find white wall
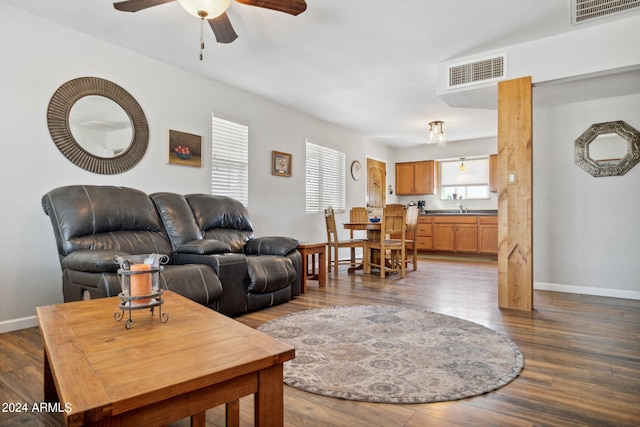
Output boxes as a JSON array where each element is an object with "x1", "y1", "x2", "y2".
[
  {"x1": 0, "y1": 5, "x2": 368, "y2": 331},
  {"x1": 437, "y1": 14, "x2": 640, "y2": 109},
  {"x1": 533, "y1": 94, "x2": 640, "y2": 299}
]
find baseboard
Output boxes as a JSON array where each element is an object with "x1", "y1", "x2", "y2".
[
  {"x1": 0, "y1": 315, "x2": 38, "y2": 334},
  {"x1": 535, "y1": 281, "x2": 640, "y2": 300}
]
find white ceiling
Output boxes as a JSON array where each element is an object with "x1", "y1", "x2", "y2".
[{"x1": 2, "y1": 0, "x2": 638, "y2": 147}]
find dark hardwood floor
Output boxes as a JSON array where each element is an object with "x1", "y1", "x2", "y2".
[{"x1": 1, "y1": 257, "x2": 638, "y2": 426}]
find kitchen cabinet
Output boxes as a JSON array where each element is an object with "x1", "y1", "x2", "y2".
[
  {"x1": 415, "y1": 216, "x2": 433, "y2": 250},
  {"x1": 396, "y1": 161, "x2": 434, "y2": 195},
  {"x1": 417, "y1": 214, "x2": 498, "y2": 255},
  {"x1": 432, "y1": 216, "x2": 478, "y2": 253},
  {"x1": 478, "y1": 216, "x2": 498, "y2": 254}
]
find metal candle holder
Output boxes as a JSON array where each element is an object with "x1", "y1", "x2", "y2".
[{"x1": 113, "y1": 254, "x2": 170, "y2": 329}]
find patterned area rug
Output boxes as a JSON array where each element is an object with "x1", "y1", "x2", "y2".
[{"x1": 258, "y1": 305, "x2": 524, "y2": 403}]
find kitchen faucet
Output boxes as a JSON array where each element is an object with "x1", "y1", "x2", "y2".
[{"x1": 454, "y1": 202, "x2": 465, "y2": 213}]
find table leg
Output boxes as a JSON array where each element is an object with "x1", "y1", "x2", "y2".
[
  {"x1": 226, "y1": 400, "x2": 240, "y2": 427},
  {"x1": 254, "y1": 364, "x2": 284, "y2": 427},
  {"x1": 191, "y1": 411, "x2": 206, "y2": 427},
  {"x1": 43, "y1": 351, "x2": 58, "y2": 403},
  {"x1": 311, "y1": 253, "x2": 317, "y2": 277},
  {"x1": 300, "y1": 250, "x2": 308, "y2": 294},
  {"x1": 318, "y1": 250, "x2": 326, "y2": 287}
]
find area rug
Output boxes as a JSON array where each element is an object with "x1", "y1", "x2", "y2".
[{"x1": 257, "y1": 305, "x2": 523, "y2": 403}]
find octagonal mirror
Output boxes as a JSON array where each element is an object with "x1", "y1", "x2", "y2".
[{"x1": 575, "y1": 120, "x2": 640, "y2": 177}]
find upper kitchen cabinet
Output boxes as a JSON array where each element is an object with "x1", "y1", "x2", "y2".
[{"x1": 396, "y1": 161, "x2": 434, "y2": 195}]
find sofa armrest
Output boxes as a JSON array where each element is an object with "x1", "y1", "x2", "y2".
[
  {"x1": 175, "y1": 253, "x2": 249, "y2": 315},
  {"x1": 61, "y1": 250, "x2": 127, "y2": 273},
  {"x1": 176, "y1": 239, "x2": 231, "y2": 255},
  {"x1": 244, "y1": 236, "x2": 299, "y2": 256}
]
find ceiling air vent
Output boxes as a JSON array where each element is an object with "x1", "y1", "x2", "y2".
[
  {"x1": 448, "y1": 55, "x2": 505, "y2": 89},
  {"x1": 572, "y1": 0, "x2": 640, "y2": 24}
]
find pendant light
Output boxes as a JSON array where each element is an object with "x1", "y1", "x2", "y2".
[{"x1": 459, "y1": 157, "x2": 466, "y2": 172}]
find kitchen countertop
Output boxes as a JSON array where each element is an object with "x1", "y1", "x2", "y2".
[{"x1": 421, "y1": 210, "x2": 498, "y2": 216}]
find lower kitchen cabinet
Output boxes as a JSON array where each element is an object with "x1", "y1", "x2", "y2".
[
  {"x1": 478, "y1": 216, "x2": 498, "y2": 254},
  {"x1": 416, "y1": 216, "x2": 433, "y2": 250},
  {"x1": 417, "y1": 214, "x2": 498, "y2": 255},
  {"x1": 432, "y1": 216, "x2": 478, "y2": 253}
]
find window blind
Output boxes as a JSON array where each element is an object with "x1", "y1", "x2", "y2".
[
  {"x1": 440, "y1": 158, "x2": 489, "y2": 186},
  {"x1": 211, "y1": 114, "x2": 249, "y2": 206},
  {"x1": 305, "y1": 140, "x2": 345, "y2": 213}
]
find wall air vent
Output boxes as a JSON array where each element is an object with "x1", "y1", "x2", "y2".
[
  {"x1": 572, "y1": 0, "x2": 640, "y2": 24},
  {"x1": 447, "y1": 55, "x2": 505, "y2": 89}
]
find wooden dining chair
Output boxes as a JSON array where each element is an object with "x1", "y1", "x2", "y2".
[
  {"x1": 349, "y1": 207, "x2": 369, "y2": 229},
  {"x1": 364, "y1": 204, "x2": 407, "y2": 278},
  {"x1": 349, "y1": 207, "x2": 369, "y2": 264},
  {"x1": 325, "y1": 207, "x2": 366, "y2": 275},
  {"x1": 405, "y1": 205, "x2": 419, "y2": 271}
]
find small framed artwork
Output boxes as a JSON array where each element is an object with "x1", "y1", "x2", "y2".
[
  {"x1": 168, "y1": 129, "x2": 202, "y2": 167},
  {"x1": 272, "y1": 151, "x2": 292, "y2": 177}
]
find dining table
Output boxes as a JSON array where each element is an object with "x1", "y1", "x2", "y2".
[
  {"x1": 343, "y1": 221, "x2": 382, "y2": 273},
  {"x1": 343, "y1": 221, "x2": 382, "y2": 236}
]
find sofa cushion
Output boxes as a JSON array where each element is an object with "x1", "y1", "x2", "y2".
[
  {"x1": 42, "y1": 185, "x2": 174, "y2": 258},
  {"x1": 186, "y1": 194, "x2": 254, "y2": 252},
  {"x1": 177, "y1": 239, "x2": 231, "y2": 255},
  {"x1": 150, "y1": 192, "x2": 203, "y2": 249},
  {"x1": 246, "y1": 255, "x2": 297, "y2": 294},
  {"x1": 244, "y1": 236, "x2": 299, "y2": 256}
]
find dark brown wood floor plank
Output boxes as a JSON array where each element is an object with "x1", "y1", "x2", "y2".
[{"x1": 1, "y1": 258, "x2": 638, "y2": 426}]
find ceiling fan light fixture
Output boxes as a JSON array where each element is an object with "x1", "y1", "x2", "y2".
[{"x1": 177, "y1": 0, "x2": 231, "y2": 19}]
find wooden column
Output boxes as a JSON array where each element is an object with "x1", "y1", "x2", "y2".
[{"x1": 497, "y1": 76, "x2": 533, "y2": 311}]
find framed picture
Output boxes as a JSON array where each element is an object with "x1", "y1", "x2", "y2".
[
  {"x1": 272, "y1": 151, "x2": 292, "y2": 177},
  {"x1": 168, "y1": 129, "x2": 202, "y2": 167}
]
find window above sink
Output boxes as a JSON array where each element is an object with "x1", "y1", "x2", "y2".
[{"x1": 438, "y1": 157, "x2": 490, "y2": 200}]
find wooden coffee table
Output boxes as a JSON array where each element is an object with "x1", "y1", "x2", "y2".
[{"x1": 36, "y1": 291, "x2": 295, "y2": 427}]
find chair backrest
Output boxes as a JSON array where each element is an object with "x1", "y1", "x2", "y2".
[
  {"x1": 349, "y1": 207, "x2": 368, "y2": 238},
  {"x1": 406, "y1": 205, "x2": 419, "y2": 240},
  {"x1": 324, "y1": 206, "x2": 338, "y2": 244},
  {"x1": 350, "y1": 207, "x2": 368, "y2": 222},
  {"x1": 382, "y1": 204, "x2": 406, "y2": 240}
]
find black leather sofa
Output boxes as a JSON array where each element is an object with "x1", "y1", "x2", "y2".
[{"x1": 41, "y1": 185, "x2": 302, "y2": 316}]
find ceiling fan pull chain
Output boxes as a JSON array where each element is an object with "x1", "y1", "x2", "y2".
[{"x1": 199, "y1": 17, "x2": 205, "y2": 61}]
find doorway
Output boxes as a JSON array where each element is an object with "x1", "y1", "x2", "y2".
[{"x1": 366, "y1": 158, "x2": 386, "y2": 208}]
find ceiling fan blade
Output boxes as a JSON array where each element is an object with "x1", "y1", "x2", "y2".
[
  {"x1": 234, "y1": 0, "x2": 307, "y2": 16},
  {"x1": 113, "y1": 0, "x2": 175, "y2": 13},
  {"x1": 208, "y1": 12, "x2": 239, "y2": 44}
]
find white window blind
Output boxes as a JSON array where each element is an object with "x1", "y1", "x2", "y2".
[
  {"x1": 305, "y1": 140, "x2": 345, "y2": 213},
  {"x1": 211, "y1": 113, "x2": 249, "y2": 206},
  {"x1": 440, "y1": 157, "x2": 490, "y2": 200},
  {"x1": 441, "y1": 158, "x2": 489, "y2": 186}
]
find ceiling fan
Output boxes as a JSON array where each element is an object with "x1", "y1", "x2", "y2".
[{"x1": 113, "y1": 0, "x2": 307, "y2": 51}]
